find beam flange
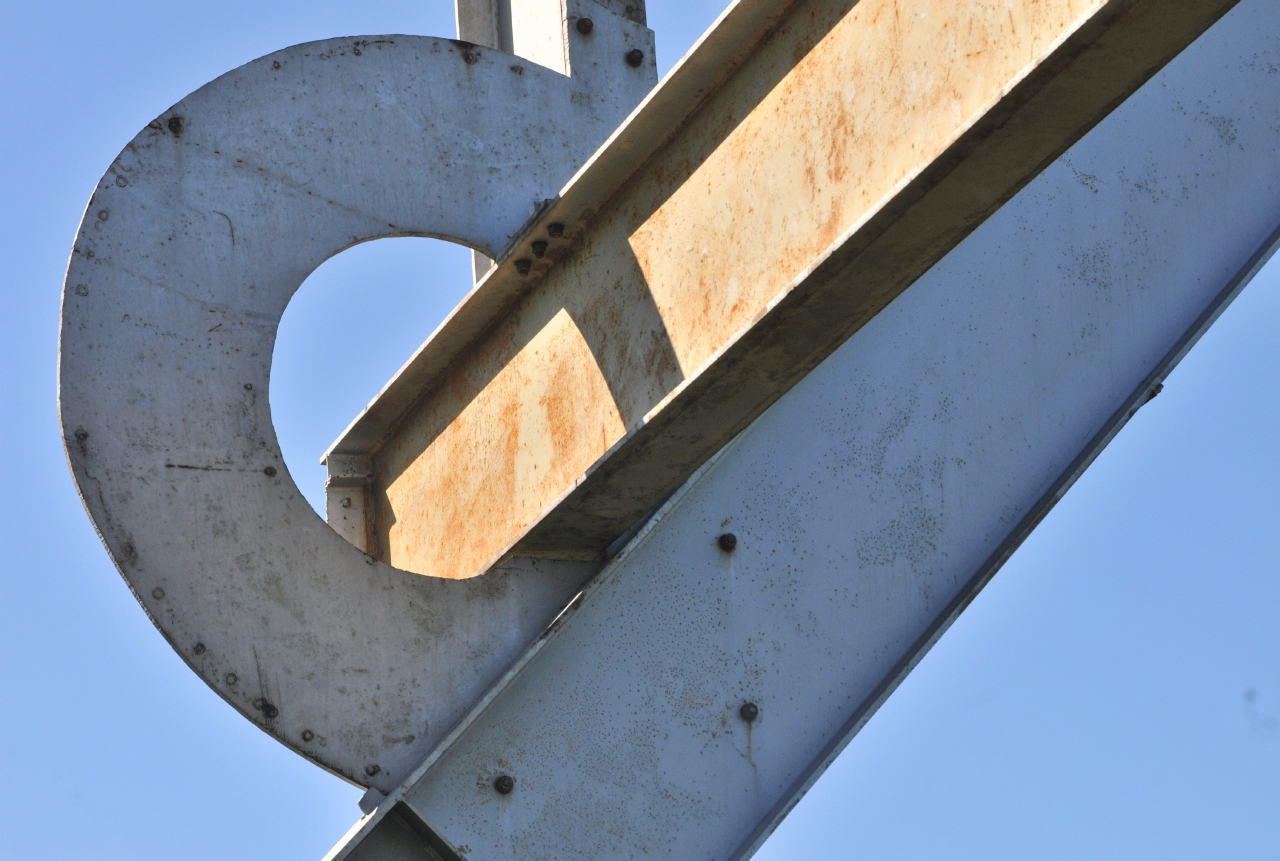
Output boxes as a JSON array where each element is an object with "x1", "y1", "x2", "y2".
[{"x1": 328, "y1": 0, "x2": 1240, "y2": 580}]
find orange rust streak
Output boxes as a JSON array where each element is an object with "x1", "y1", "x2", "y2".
[
  {"x1": 375, "y1": 0, "x2": 1104, "y2": 579},
  {"x1": 630, "y1": 0, "x2": 1099, "y2": 375},
  {"x1": 379, "y1": 309, "x2": 627, "y2": 578}
]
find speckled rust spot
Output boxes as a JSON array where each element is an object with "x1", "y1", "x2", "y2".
[{"x1": 380, "y1": 309, "x2": 625, "y2": 578}]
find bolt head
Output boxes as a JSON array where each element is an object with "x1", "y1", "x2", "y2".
[
  {"x1": 151, "y1": 587, "x2": 165, "y2": 600},
  {"x1": 494, "y1": 774, "x2": 515, "y2": 794},
  {"x1": 340, "y1": 497, "x2": 353, "y2": 508},
  {"x1": 75, "y1": 284, "x2": 89, "y2": 297},
  {"x1": 263, "y1": 704, "x2": 279, "y2": 719},
  {"x1": 193, "y1": 643, "x2": 206, "y2": 655},
  {"x1": 365, "y1": 764, "x2": 381, "y2": 777},
  {"x1": 263, "y1": 466, "x2": 277, "y2": 477},
  {"x1": 302, "y1": 729, "x2": 315, "y2": 742},
  {"x1": 225, "y1": 673, "x2": 238, "y2": 686},
  {"x1": 515, "y1": 258, "x2": 533, "y2": 276},
  {"x1": 74, "y1": 428, "x2": 89, "y2": 441},
  {"x1": 531, "y1": 240, "x2": 548, "y2": 259},
  {"x1": 625, "y1": 48, "x2": 645, "y2": 67},
  {"x1": 167, "y1": 116, "x2": 184, "y2": 136},
  {"x1": 717, "y1": 533, "x2": 737, "y2": 553},
  {"x1": 576, "y1": 17, "x2": 594, "y2": 34},
  {"x1": 547, "y1": 223, "x2": 565, "y2": 238},
  {"x1": 740, "y1": 702, "x2": 759, "y2": 722}
]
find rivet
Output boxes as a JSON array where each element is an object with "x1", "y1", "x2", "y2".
[
  {"x1": 494, "y1": 774, "x2": 514, "y2": 794},
  {"x1": 122, "y1": 542, "x2": 135, "y2": 556},
  {"x1": 365, "y1": 764, "x2": 381, "y2": 777},
  {"x1": 272, "y1": 60, "x2": 281, "y2": 70},
  {"x1": 225, "y1": 673, "x2": 238, "y2": 686},
  {"x1": 718, "y1": 533, "x2": 737, "y2": 552},
  {"x1": 515, "y1": 259, "x2": 532, "y2": 276},
  {"x1": 151, "y1": 587, "x2": 165, "y2": 600},
  {"x1": 243, "y1": 383, "x2": 254, "y2": 391},
  {"x1": 75, "y1": 284, "x2": 88, "y2": 297},
  {"x1": 547, "y1": 223, "x2": 565, "y2": 238},
  {"x1": 115, "y1": 175, "x2": 128, "y2": 188},
  {"x1": 263, "y1": 466, "x2": 277, "y2": 477},
  {"x1": 625, "y1": 48, "x2": 645, "y2": 67},
  {"x1": 97, "y1": 209, "x2": 110, "y2": 222},
  {"x1": 74, "y1": 428, "x2": 89, "y2": 441},
  {"x1": 531, "y1": 240, "x2": 548, "y2": 259},
  {"x1": 740, "y1": 702, "x2": 759, "y2": 722},
  {"x1": 302, "y1": 729, "x2": 315, "y2": 742},
  {"x1": 340, "y1": 497, "x2": 352, "y2": 508},
  {"x1": 167, "y1": 116, "x2": 184, "y2": 136},
  {"x1": 576, "y1": 17, "x2": 594, "y2": 34},
  {"x1": 193, "y1": 643, "x2": 206, "y2": 655}
]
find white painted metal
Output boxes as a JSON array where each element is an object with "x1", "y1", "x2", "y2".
[
  {"x1": 57, "y1": 32, "x2": 658, "y2": 792},
  {"x1": 331, "y1": 2, "x2": 1280, "y2": 857}
]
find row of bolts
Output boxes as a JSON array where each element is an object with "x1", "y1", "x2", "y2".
[{"x1": 509, "y1": 16, "x2": 645, "y2": 277}]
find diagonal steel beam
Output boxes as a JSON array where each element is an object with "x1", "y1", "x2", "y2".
[{"x1": 327, "y1": 0, "x2": 1240, "y2": 583}]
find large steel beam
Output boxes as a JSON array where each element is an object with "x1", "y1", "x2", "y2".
[
  {"x1": 325, "y1": 0, "x2": 1238, "y2": 581},
  {"x1": 332, "y1": 2, "x2": 1280, "y2": 857}
]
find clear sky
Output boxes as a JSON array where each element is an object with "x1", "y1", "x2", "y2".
[{"x1": 1, "y1": 2, "x2": 1277, "y2": 859}]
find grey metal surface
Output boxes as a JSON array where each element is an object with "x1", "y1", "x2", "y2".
[
  {"x1": 56, "y1": 33, "x2": 655, "y2": 790},
  {"x1": 333, "y1": 2, "x2": 1280, "y2": 857}
]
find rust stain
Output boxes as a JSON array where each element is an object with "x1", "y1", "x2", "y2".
[{"x1": 369, "y1": 0, "x2": 1103, "y2": 578}]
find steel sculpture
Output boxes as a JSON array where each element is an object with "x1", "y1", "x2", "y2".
[{"x1": 59, "y1": 0, "x2": 1280, "y2": 858}]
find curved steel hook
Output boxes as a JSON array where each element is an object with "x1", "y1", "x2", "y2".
[{"x1": 58, "y1": 36, "x2": 609, "y2": 790}]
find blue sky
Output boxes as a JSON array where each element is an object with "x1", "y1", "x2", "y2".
[{"x1": 1, "y1": 2, "x2": 1276, "y2": 859}]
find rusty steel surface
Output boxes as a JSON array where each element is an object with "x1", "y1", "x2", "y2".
[
  {"x1": 331, "y1": 0, "x2": 1238, "y2": 581},
  {"x1": 56, "y1": 27, "x2": 657, "y2": 791},
  {"x1": 330, "y1": 3, "x2": 1280, "y2": 856}
]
